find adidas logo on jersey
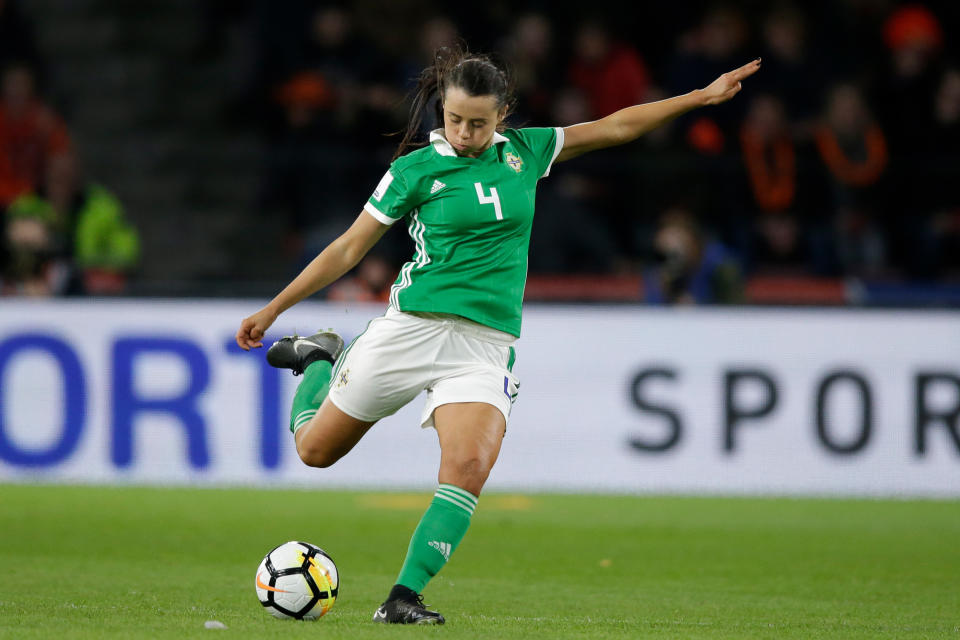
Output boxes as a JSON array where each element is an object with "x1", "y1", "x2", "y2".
[
  {"x1": 430, "y1": 179, "x2": 446, "y2": 194},
  {"x1": 428, "y1": 540, "x2": 451, "y2": 560}
]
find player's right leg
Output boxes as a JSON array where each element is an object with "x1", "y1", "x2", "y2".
[
  {"x1": 265, "y1": 331, "x2": 376, "y2": 467},
  {"x1": 268, "y1": 312, "x2": 436, "y2": 467},
  {"x1": 294, "y1": 398, "x2": 375, "y2": 467}
]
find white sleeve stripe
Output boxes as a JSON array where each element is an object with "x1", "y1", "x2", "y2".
[
  {"x1": 372, "y1": 170, "x2": 394, "y2": 201},
  {"x1": 364, "y1": 202, "x2": 398, "y2": 226},
  {"x1": 542, "y1": 126, "x2": 565, "y2": 178}
]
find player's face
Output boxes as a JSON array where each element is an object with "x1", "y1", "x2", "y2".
[{"x1": 442, "y1": 86, "x2": 507, "y2": 158}]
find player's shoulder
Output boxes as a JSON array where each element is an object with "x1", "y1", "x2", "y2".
[
  {"x1": 502, "y1": 127, "x2": 558, "y2": 152},
  {"x1": 391, "y1": 145, "x2": 439, "y2": 176}
]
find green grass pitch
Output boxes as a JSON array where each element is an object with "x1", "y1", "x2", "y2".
[{"x1": 0, "y1": 485, "x2": 957, "y2": 639}]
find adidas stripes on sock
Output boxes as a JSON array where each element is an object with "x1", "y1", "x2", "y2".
[
  {"x1": 289, "y1": 360, "x2": 333, "y2": 434},
  {"x1": 395, "y1": 484, "x2": 477, "y2": 593}
]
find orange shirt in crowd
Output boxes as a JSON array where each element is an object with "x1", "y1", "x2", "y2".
[
  {"x1": 740, "y1": 125, "x2": 796, "y2": 213},
  {"x1": 0, "y1": 101, "x2": 71, "y2": 206},
  {"x1": 814, "y1": 124, "x2": 888, "y2": 188}
]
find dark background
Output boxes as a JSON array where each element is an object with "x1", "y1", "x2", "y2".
[{"x1": 2, "y1": 0, "x2": 959, "y2": 305}]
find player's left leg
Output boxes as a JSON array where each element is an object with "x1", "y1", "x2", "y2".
[
  {"x1": 434, "y1": 402, "x2": 506, "y2": 495},
  {"x1": 374, "y1": 402, "x2": 505, "y2": 625}
]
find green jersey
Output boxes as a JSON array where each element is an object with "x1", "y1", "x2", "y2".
[{"x1": 363, "y1": 127, "x2": 564, "y2": 337}]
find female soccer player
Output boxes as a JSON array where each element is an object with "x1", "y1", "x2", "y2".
[{"x1": 236, "y1": 48, "x2": 759, "y2": 624}]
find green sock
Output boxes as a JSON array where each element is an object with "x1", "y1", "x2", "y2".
[
  {"x1": 289, "y1": 361, "x2": 333, "y2": 433},
  {"x1": 395, "y1": 484, "x2": 477, "y2": 593}
]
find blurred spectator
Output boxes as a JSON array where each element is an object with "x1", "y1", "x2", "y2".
[
  {"x1": 304, "y1": 7, "x2": 364, "y2": 102},
  {"x1": 739, "y1": 94, "x2": 795, "y2": 216},
  {"x1": 738, "y1": 94, "x2": 814, "y2": 273},
  {"x1": 390, "y1": 15, "x2": 460, "y2": 145},
  {"x1": 874, "y1": 3, "x2": 946, "y2": 277},
  {"x1": 568, "y1": 19, "x2": 651, "y2": 120},
  {"x1": 297, "y1": 5, "x2": 404, "y2": 145},
  {"x1": 393, "y1": 15, "x2": 460, "y2": 94},
  {"x1": 0, "y1": 62, "x2": 71, "y2": 209},
  {"x1": 756, "y1": 3, "x2": 824, "y2": 123},
  {"x1": 416, "y1": 16, "x2": 460, "y2": 67},
  {"x1": 931, "y1": 67, "x2": 960, "y2": 150},
  {"x1": 876, "y1": 3, "x2": 944, "y2": 156},
  {"x1": 274, "y1": 72, "x2": 335, "y2": 123},
  {"x1": 665, "y1": 1, "x2": 751, "y2": 209},
  {"x1": 670, "y1": 4, "x2": 750, "y2": 87},
  {"x1": 259, "y1": 71, "x2": 344, "y2": 259},
  {"x1": 501, "y1": 13, "x2": 558, "y2": 124},
  {"x1": 1, "y1": 200, "x2": 67, "y2": 296},
  {"x1": 528, "y1": 87, "x2": 622, "y2": 273},
  {"x1": 265, "y1": 5, "x2": 356, "y2": 139},
  {"x1": 903, "y1": 67, "x2": 960, "y2": 277},
  {"x1": 883, "y1": 4, "x2": 943, "y2": 79},
  {"x1": 255, "y1": 4, "x2": 417, "y2": 265},
  {"x1": 6, "y1": 155, "x2": 140, "y2": 294},
  {"x1": 814, "y1": 83, "x2": 888, "y2": 277},
  {"x1": 814, "y1": 84, "x2": 888, "y2": 190},
  {"x1": 562, "y1": 22, "x2": 655, "y2": 260},
  {"x1": 643, "y1": 207, "x2": 743, "y2": 305},
  {"x1": 668, "y1": 4, "x2": 749, "y2": 128},
  {"x1": 259, "y1": 6, "x2": 381, "y2": 259}
]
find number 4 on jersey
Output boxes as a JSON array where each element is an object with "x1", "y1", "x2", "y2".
[{"x1": 474, "y1": 182, "x2": 503, "y2": 220}]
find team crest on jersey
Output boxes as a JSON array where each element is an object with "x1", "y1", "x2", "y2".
[{"x1": 505, "y1": 152, "x2": 524, "y2": 173}]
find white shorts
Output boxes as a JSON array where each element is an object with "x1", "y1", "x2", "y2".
[{"x1": 327, "y1": 307, "x2": 520, "y2": 428}]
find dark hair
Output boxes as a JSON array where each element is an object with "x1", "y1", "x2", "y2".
[{"x1": 392, "y1": 46, "x2": 515, "y2": 161}]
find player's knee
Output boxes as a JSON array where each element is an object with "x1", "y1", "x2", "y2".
[
  {"x1": 296, "y1": 440, "x2": 341, "y2": 468},
  {"x1": 445, "y1": 455, "x2": 492, "y2": 488}
]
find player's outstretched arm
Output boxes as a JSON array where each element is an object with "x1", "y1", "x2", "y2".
[
  {"x1": 235, "y1": 211, "x2": 390, "y2": 350},
  {"x1": 556, "y1": 58, "x2": 761, "y2": 162}
]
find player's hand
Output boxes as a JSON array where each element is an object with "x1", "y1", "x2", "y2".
[
  {"x1": 236, "y1": 306, "x2": 278, "y2": 351},
  {"x1": 701, "y1": 58, "x2": 761, "y2": 106}
]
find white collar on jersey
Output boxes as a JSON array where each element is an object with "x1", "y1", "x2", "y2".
[{"x1": 429, "y1": 128, "x2": 509, "y2": 157}]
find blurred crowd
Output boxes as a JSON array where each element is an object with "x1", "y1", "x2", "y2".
[
  {"x1": 4, "y1": 0, "x2": 960, "y2": 304},
  {"x1": 0, "y1": 0, "x2": 139, "y2": 296},
  {"x1": 204, "y1": 0, "x2": 959, "y2": 304}
]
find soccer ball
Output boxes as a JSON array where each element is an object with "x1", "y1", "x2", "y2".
[{"x1": 255, "y1": 541, "x2": 339, "y2": 620}]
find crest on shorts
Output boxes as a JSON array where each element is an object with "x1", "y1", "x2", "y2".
[
  {"x1": 505, "y1": 152, "x2": 524, "y2": 173},
  {"x1": 336, "y1": 368, "x2": 350, "y2": 389}
]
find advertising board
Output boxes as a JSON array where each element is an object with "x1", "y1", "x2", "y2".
[{"x1": 1, "y1": 301, "x2": 957, "y2": 496}]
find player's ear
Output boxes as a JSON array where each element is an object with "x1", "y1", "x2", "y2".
[{"x1": 497, "y1": 104, "x2": 508, "y2": 123}]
